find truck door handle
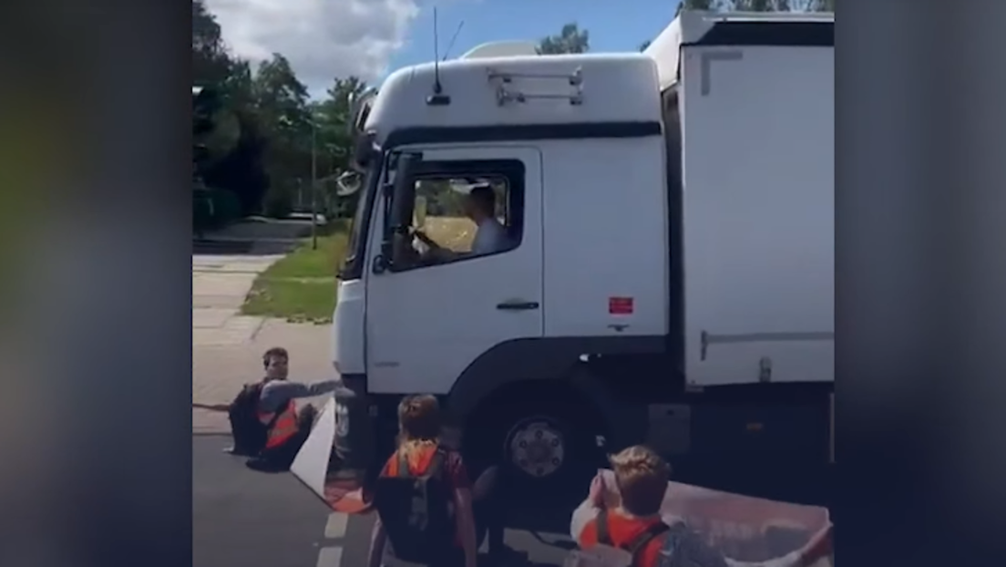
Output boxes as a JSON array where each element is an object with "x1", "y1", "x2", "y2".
[{"x1": 496, "y1": 301, "x2": 539, "y2": 311}]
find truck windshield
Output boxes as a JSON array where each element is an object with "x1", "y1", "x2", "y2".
[{"x1": 338, "y1": 160, "x2": 381, "y2": 281}]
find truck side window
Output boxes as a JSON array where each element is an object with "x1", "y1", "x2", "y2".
[
  {"x1": 391, "y1": 160, "x2": 524, "y2": 270},
  {"x1": 415, "y1": 175, "x2": 510, "y2": 253}
]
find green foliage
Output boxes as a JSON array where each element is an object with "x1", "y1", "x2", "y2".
[
  {"x1": 416, "y1": 179, "x2": 466, "y2": 216},
  {"x1": 191, "y1": 0, "x2": 367, "y2": 227},
  {"x1": 242, "y1": 226, "x2": 350, "y2": 321},
  {"x1": 192, "y1": 0, "x2": 231, "y2": 86},
  {"x1": 675, "y1": 0, "x2": 832, "y2": 13},
  {"x1": 660, "y1": 0, "x2": 832, "y2": 58},
  {"x1": 193, "y1": 189, "x2": 213, "y2": 233},
  {"x1": 263, "y1": 185, "x2": 294, "y2": 219},
  {"x1": 537, "y1": 23, "x2": 590, "y2": 54},
  {"x1": 193, "y1": 187, "x2": 243, "y2": 234},
  {"x1": 211, "y1": 188, "x2": 242, "y2": 225},
  {"x1": 194, "y1": 0, "x2": 832, "y2": 233}
]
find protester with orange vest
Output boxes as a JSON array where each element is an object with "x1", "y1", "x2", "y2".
[
  {"x1": 570, "y1": 446, "x2": 682, "y2": 567},
  {"x1": 570, "y1": 445, "x2": 833, "y2": 567},
  {"x1": 194, "y1": 346, "x2": 342, "y2": 471}
]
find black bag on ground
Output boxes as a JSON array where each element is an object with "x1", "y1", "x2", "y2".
[
  {"x1": 228, "y1": 383, "x2": 267, "y2": 456},
  {"x1": 373, "y1": 448, "x2": 456, "y2": 563}
]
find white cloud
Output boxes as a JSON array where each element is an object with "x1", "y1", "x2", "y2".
[{"x1": 205, "y1": 0, "x2": 421, "y2": 96}]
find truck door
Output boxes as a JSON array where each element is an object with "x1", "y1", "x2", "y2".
[{"x1": 365, "y1": 145, "x2": 544, "y2": 394}]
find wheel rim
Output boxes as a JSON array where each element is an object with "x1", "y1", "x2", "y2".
[{"x1": 505, "y1": 416, "x2": 565, "y2": 478}]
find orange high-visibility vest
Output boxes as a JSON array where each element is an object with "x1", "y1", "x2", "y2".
[{"x1": 259, "y1": 400, "x2": 299, "y2": 449}]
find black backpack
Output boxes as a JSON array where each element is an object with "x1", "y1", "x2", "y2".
[
  {"x1": 228, "y1": 383, "x2": 268, "y2": 456},
  {"x1": 372, "y1": 447, "x2": 456, "y2": 563},
  {"x1": 653, "y1": 520, "x2": 730, "y2": 567},
  {"x1": 596, "y1": 509, "x2": 671, "y2": 567}
]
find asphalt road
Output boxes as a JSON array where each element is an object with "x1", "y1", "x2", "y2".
[
  {"x1": 193, "y1": 435, "x2": 334, "y2": 567},
  {"x1": 193, "y1": 436, "x2": 574, "y2": 567}
]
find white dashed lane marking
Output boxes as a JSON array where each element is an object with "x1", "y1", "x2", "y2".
[
  {"x1": 317, "y1": 512, "x2": 349, "y2": 567},
  {"x1": 316, "y1": 546, "x2": 344, "y2": 567},
  {"x1": 324, "y1": 512, "x2": 349, "y2": 539}
]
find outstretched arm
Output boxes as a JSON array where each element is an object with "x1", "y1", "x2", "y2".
[
  {"x1": 723, "y1": 524, "x2": 832, "y2": 567},
  {"x1": 259, "y1": 380, "x2": 344, "y2": 412},
  {"x1": 192, "y1": 402, "x2": 231, "y2": 412}
]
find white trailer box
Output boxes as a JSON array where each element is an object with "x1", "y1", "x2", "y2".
[{"x1": 648, "y1": 12, "x2": 835, "y2": 387}]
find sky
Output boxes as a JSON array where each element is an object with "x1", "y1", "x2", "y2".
[{"x1": 204, "y1": 0, "x2": 682, "y2": 98}]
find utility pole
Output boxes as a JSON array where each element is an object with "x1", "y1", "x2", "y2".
[{"x1": 311, "y1": 118, "x2": 318, "y2": 250}]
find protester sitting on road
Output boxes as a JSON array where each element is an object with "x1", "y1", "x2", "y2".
[
  {"x1": 192, "y1": 346, "x2": 342, "y2": 471},
  {"x1": 367, "y1": 394, "x2": 517, "y2": 567}
]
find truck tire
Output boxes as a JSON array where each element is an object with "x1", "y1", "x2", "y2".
[{"x1": 466, "y1": 394, "x2": 606, "y2": 502}]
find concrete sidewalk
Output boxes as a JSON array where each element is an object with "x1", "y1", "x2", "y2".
[
  {"x1": 193, "y1": 254, "x2": 282, "y2": 346},
  {"x1": 193, "y1": 252, "x2": 336, "y2": 433}
]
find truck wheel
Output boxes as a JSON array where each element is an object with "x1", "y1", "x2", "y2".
[{"x1": 468, "y1": 396, "x2": 605, "y2": 500}]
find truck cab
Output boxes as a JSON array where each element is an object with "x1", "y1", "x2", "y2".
[{"x1": 334, "y1": 11, "x2": 834, "y2": 503}]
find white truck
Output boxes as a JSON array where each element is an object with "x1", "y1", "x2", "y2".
[{"x1": 333, "y1": 11, "x2": 834, "y2": 503}]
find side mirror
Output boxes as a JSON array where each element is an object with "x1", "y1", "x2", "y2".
[
  {"x1": 335, "y1": 170, "x2": 362, "y2": 196},
  {"x1": 350, "y1": 131, "x2": 376, "y2": 172},
  {"x1": 414, "y1": 196, "x2": 427, "y2": 230}
]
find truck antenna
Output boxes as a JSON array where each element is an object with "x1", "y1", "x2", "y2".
[
  {"x1": 432, "y1": 7, "x2": 442, "y2": 94},
  {"x1": 426, "y1": 7, "x2": 450, "y2": 105},
  {"x1": 442, "y1": 20, "x2": 465, "y2": 61}
]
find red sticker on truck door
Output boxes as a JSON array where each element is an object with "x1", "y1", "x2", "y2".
[{"x1": 608, "y1": 297, "x2": 634, "y2": 315}]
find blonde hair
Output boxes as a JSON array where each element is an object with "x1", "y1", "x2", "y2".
[
  {"x1": 396, "y1": 395, "x2": 442, "y2": 461},
  {"x1": 608, "y1": 445, "x2": 670, "y2": 516}
]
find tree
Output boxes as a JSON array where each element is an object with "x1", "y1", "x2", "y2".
[
  {"x1": 194, "y1": 0, "x2": 370, "y2": 223},
  {"x1": 676, "y1": 0, "x2": 716, "y2": 16},
  {"x1": 192, "y1": 0, "x2": 231, "y2": 87},
  {"x1": 732, "y1": 0, "x2": 790, "y2": 10},
  {"x1": 537, "y1": 23, "x2": 590, "y2": 54},
  {"x1": 253, "y1": 54, "x2": 311, "y2": 130},
  {"x1": 249, "y1": 54, "x2": 312, "y2": 216},
  {"x1": 315, "y1": 77, "x2": 368, "y2": 174},
  {"x1": 675, "y1": 0, "x2": 832, "y2": 12},
  {"x1": 192, "y1": 88, "x2": 220, "y2": 175},
  {"x1": 192, "y1": 0, "x2": 233, "y2": 186}
]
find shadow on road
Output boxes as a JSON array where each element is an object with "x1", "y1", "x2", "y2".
[
  {"x1": 193, "y1": 218, "x2": 315, "y2": 256},
  {"x1": 192, "y1": 239, "x2": 256, "y2": 255},
  {"x1": 193, "y1": 239, "x2": 301, "y2": 256}
]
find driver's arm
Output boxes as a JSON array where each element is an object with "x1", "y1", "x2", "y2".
[
  {"x1": 413, "y1": 229, "x2": 440, "y2": 250},
  {"x1": 414, "y1": 231, "x2": 458, "y2": 263}
]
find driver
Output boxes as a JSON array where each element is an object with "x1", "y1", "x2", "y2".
[{"x1": 416, "y1": 185, "x2": 508, "y2": 260}]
